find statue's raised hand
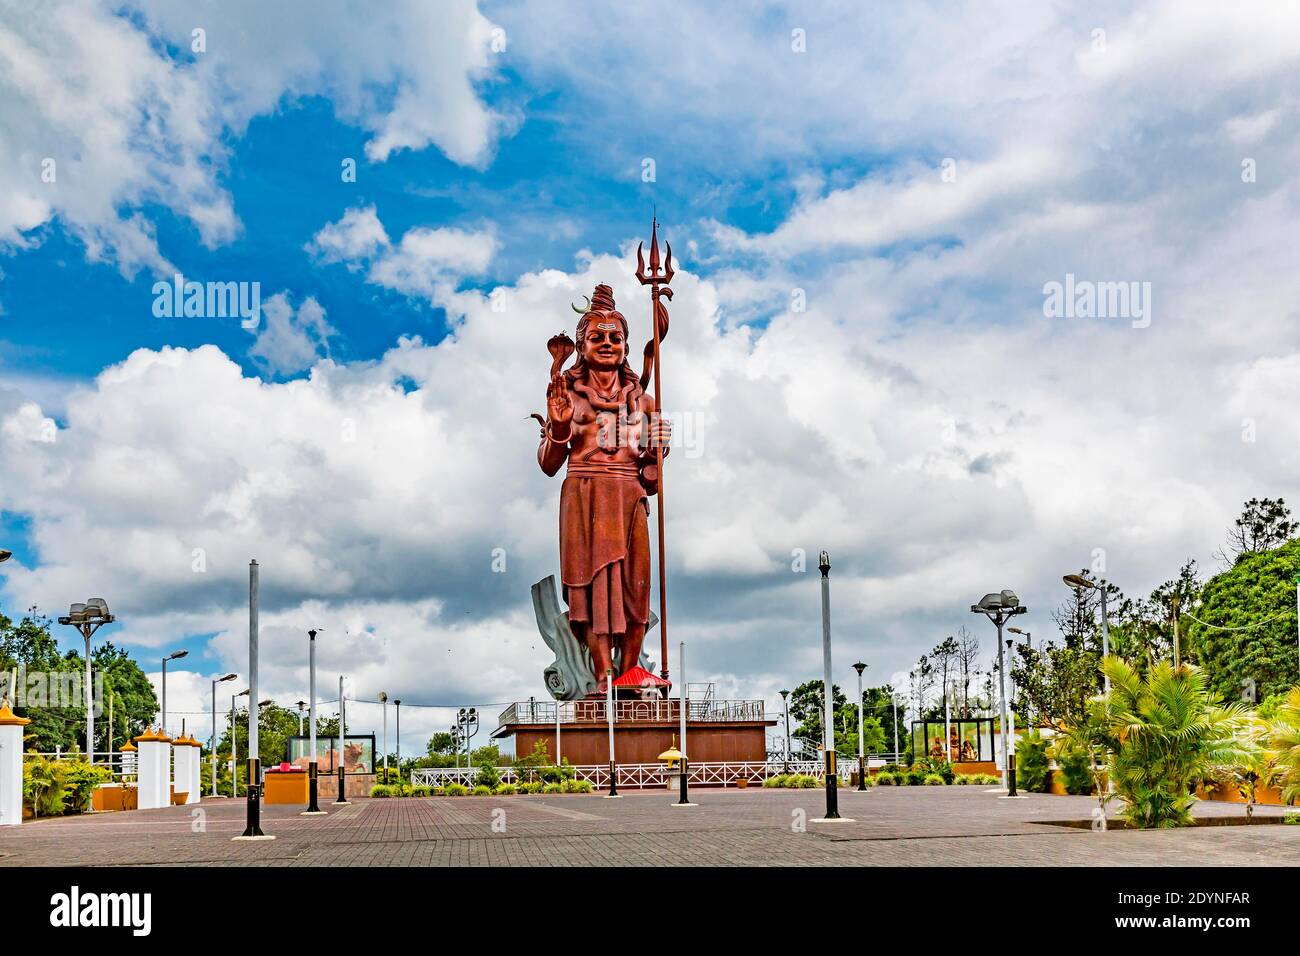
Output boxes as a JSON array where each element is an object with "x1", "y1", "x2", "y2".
[{"x1": 547, "y1": 372, "x2": 573, "y2": 429}]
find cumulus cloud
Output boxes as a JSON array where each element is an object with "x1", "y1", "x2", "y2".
[
  {"x1": 248, "y1": 293, "x2": 338, "y2": 377},
  {"x1": 309, "y1": 205, "x2": 497, "y2": 308},
  {"x1": 0, "y1": 0, "x2": 505, "y2": 275}
]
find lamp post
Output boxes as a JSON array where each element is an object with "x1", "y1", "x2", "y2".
[
  {"x1": 378, "y1": 692, "x2": 388, "y2": 780},
  {"x1": 969, "y1": 589, "x2": 1028, "y2": 795},
  {"x1": 231, "y1": 689, "x2": 248, "y2": 797},
  {"x1": 456, "y1": 708, "x2": 478, "y2": 779},
  {"x1": 816, "y1": 551, "x2": 847, "y2": 820},
  {"x1": 335, "y1": 676, "x2": 349, "y2": 805},
  {"x1": 210, "y1": 673, "x2": 236, "y2": 796},
  {"x1": 1063, "y1": 573, "x2": 1109, "y2": 694},
  {"x1": 238, "y1": 559, "x2": 270, "y2": 839},
  {"x1": 160, "y1": 649, "x2": 188, "y2": 736},
  {"x1": 853, "y1": 662, "x2": 867, "y2": 791},
  {"x1": 57, "y1": 598, "x2": 115, "y2": 763},
  {"x1": 295, "y1": 700, "x2": 306, "y2": 737},
  {"x1": 395, "y1": 699, "x2": 402, "y2": 781},
  {"x1": 304, "y1": 629, "x2": 325, "y2": 815},
  {"x1": 779, "y1": 689, "x2": 791, "y2": 772},
  {"x1": 676, "y1": 641, "x2": 691, "y2": 806},
  {"x1": 892, "y1": 692, "x2": 902, "y2": 765},
  {"x1": 604, "y1": 668, "x2": 619, "y2": 797}
]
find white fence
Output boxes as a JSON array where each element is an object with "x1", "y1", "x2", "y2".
[{"x1": 411, "y1": 759, "x2": 852, "y2": 790}]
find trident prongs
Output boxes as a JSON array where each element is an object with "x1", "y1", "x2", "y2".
[{"x1": 636, "y1": 217, "x2": 674, "y2": 287}]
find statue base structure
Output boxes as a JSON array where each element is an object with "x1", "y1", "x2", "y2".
[{"x1": 491, "y1": 696, "x2": 776, "y2": 777}]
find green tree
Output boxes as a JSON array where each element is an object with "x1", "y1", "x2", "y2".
[
  {"x1": 1182, "y1": 539, "x2": 1300, "y2": 701},
  {"x1": 214, "y1": 701, "x2": 302, "y2": 767},
  {"x1": 789, "y1": 680, "x2": 846, "y2": 747},
  {"x1": 1218, "y1": 497, "x2": 1297, "y2": 564},
  {"x1": 0, "y1": 612, "x2": 157, "y2": 752}
]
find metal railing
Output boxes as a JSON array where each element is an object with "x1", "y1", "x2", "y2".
[
  {"x1": 498, "y1": 698, "x2": 765, "y2": 727},
  {"x1": 411, "y1": 758, "x2": 851, "y2": 790}
]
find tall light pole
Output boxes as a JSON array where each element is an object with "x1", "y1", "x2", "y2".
[
  {"x1": 303, "y1": 629, "x2": 325, "y2": 815},
  {"x1": 892, "y1": 692, "x2": 902, "y2": 765},
  {"x1": 57, "y1": 598, "x2": 115, "y2": 763},
  {"x1": 210, "y1": 673, "x2": 236, "y2": 796},
  {"x1": 604, "y1": 667, "x2": 619, "y2": 798},
  {"x1": 970, "y1": 589, "x2": 1028, "y2": 795},
  {"x1": 394, "y1": 699, "x2": 402, "y2": 781},
  {"x1": 238, "y1": 559, "x2": 270, "y2": 839},
  {"x1": 335, "y1": 675, "x2": 349, "y2": 805},
  {"x1": 676, "y1": 641, "x2": 691, "y2": 806},
  {"x1": 853, "y1": 662, "x2": 867, "y2": 791},
  {"x1": 160, "y1": 649, "x2": 188, "y2": 735},
  {"x1": 231, "y1": 689, "x2": 248, "y2": 797},
  {"x1": 779, "y1": 689, "x2": 791, "y2": 772},
  {"x1": 816, "y1": 551, "x2": 846, "y2": 820},
  {"x1": 1063, "y1": 573, "x2": 1109, "y2": 694},
  {"x1": 378, "y1": 692, "x2": 388, "y2": 780}
]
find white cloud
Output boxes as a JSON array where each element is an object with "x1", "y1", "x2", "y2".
[
  {"x1": 248, "y1": 293, "x2": 337, "y2": 376},
  {"x1": 0, "y1": 0, "x2": 504, "y2": 275},
  {"x1": 309, "y1": 205, "x2": 497, "y2": 308}
]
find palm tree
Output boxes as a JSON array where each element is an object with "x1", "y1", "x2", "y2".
[
  {"x1": 1092, "y1": 656, "x2": 1256, "y2": 828},
  {"x1": 1264, "y1": 687, "x2": 1300, "y2": 805}
]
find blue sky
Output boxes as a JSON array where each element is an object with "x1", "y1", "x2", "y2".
[{"x1": 2, "y1": 1, "x2": 1300, "y2": 753}]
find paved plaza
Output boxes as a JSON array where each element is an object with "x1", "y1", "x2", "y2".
[{"x1": 2, "y1": 787, "x2": 1297, "y2": 867}]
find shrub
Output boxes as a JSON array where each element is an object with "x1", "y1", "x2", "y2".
[
  {"x1": 923, "y1": 773, "x2": 945, "y2": 786},
  {"x1": 444, "y1": 783, "x2": 469, "y2": 796},
  {"x1": 369, "y1": 784, "x2": 396, "y2": 798},
  {"x1": 375, "y1": 767, "x2": 402, "y2": 785},
  {"x1": 62, "y1": 759, "x2": 110, "y2": 813},
  {"x1": 1265, "y1": 688, "x2": 1300, "y2": 805},
  {"x1": 876, "y1": 771, "x2": 896, "y2": 786},
  {"x1": 519, "y1": 781, "x2": 544, "y2": 794},
  {"x1": 794, "y1": 774, "x2": 818, "y2": 789},
  {"x1": 954, "y1": 774, "x2": 970, "y2": 785},
  {"x1": 763, "y1": 775, "x2": 786, "y2": 788},
  {"x1": 475, "y1": 762, "x2": 502, "y2": 790},
  {"x1": 860, "y1": 773, "x2": 876, "y2": 787},
  {"x1": 23, "y1": 753, "x2": 68, "y2": 817},
  {"x1": 1015, "y1": 731, "x2": 1052, "y2": 793},
  {"x1": 905, "y1": 766, "x2": 926, "y2": 787},
  {"x1": 1055, "y1": 744, "x2": 1094, "y2": 795},
  {"x1": 566, "y1": 779, "x2": 594, "y2": 793},
  {"x1": 472, "y1": 785, "x2": 493, "y2": 796},
  {"x1": 543, "y1": 782, "x2": 563, "y2": 794},
  {"x1": 881, "y1": 762, "x2": 901, "y2": 776},
  {"x1": 494, "y1": 783, "x2": 519, "y2": 795},
  {"x1": 410, "y1": 785, "x2": 432, "y2": 797},
  {"x1": 1088, "y1": 658, "x2": 1257, "y2": 828},
  {"x1": 432, "y1": 787, "x2": 446, "y2": 796}
]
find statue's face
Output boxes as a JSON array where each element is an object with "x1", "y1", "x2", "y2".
[{"x1": 581, "y1": 319, "x2": 626, "y2": 370}]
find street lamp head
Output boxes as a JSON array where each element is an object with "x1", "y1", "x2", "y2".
[
  {"x1": 166, "y1": 649, "x2": 188, "y2": 661},
  {"x1": 999, "y1": 590, "x2": 1020, "y2": 608},
  {"x1": 296, "y1": 700, "x2": 306, "y2": 710},
  {"x1": 853, "y1": 661, "x2": 866, "y2": 675},
  {"x1": 394, "y1": 699, "x2": 401, "y2": 707},
  {"x1": 818, "y1": 550, "x2": 830, "y2": 575},
  {"x1": 1063, "y1": 573, "x2": 1095, "y2": 590},
  {"x1": 377, "y1": 692, "x2": 388, "y2": 703},
  {"x1": 237, "y1": 689, "x2": 250, "y2": 697},
  {"x1": 779, "y1": 689, "x2": 789, "y2": 700},
  {"x1": 0, "y1": 549, "x2": 11, "y2": 563},
  {"x1": 218, "y1": 673, "x2": 237, "y2": 683}
]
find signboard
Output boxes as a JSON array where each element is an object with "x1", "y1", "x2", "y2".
[{"x1": 285, "y1": 734, "x2": 375, "y2": 774}]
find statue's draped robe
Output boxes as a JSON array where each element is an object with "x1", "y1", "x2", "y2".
[{"x1": 539, "y1": 379, "x2": 653, "y2": 637}]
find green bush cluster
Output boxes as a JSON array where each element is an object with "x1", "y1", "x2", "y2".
[
  {"x1": 1015, "y1": 731, "x2": 1052, "y2": 793},
  {"x1": 762, "y1": 774, "x2": 820, "y2": 789},
  {"x1": 23, "y1": 753, "x2": 110, "y2": 817}
]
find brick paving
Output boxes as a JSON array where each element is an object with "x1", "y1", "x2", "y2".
[{"x1": 1, "y1": 787, "x2": 1297, "y2": 866}]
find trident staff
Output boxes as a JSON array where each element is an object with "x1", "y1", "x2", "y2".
[{"x1": 635, "y1": 217, "x2": 674, "y2": 683}]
